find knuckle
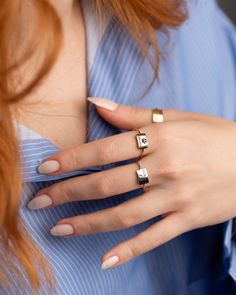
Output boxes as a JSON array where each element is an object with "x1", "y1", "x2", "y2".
[
  {"x1": 173, "y1": 187, "x2": 192, "y2": 207},
  {"x1": 66, "y1": 148, "x2": 81, "y2": 170},
  {"x1": 152, "y1": 123, "x2": 171, "y2": 142},
  {"x1": 121, "y1": 106, "x2": 143, "y2": 126},
  {"x1": 96, "y1": 140, "x2": 116, "y2": 163},
  {"x1": 78, "y1": 213, "x2": 105, "y2": 235},
  {"x1": 164, "y1": 156, "x2": 180, "y2": 172},
  {"x1": 161, "y1": 157, "x2": 184, "y2": 181},
  {"x1": 75, "y1": 217, "x2": 94, "y2": 235},
  {"x1": 147, "y1": 233, "x2": 166, "y2": 249},
  {"x1": 96, "y1": 175, "x2": 116, "y2": 197},
  {"x1": 48, "y1": 182, "x2": 64, "y2": 199},
  {"x1": 84, "y1": 218, "x2": 97, "y2": 234},
  {"x1": 124, "y1": 244, "x2": 138, "y2": 259},
  {"x1": 113, "y1": 205, "x2": 135, "y2": 228},
  {"x1": 57, "y1": 183, "x2": 73, "y2": 202},
  {"x1": 153, "y1": 123, "x2": 165, "y2": 138},
  {"x1": 128, "y1": 106, "x2": 140, "y2": 118},
  {"x1": 62, "y1": 187, "x2": 75, "y2": 202}
]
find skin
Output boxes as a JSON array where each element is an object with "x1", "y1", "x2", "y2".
[
  {"x1": 12, "y1": 0, "x2": 88, "y2": 150},
  {"x1": 15, "y1": 0, "x2": 236, "y2": 271},
  {"x1": 28, "y1": 101, "x2": 236, "y2": 269}
]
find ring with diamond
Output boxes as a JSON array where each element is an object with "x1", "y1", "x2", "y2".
[
  {"x1": 134, "y1": 129, "x2": 149, "y2": 159},
  {"x1": 136, "y1": 160, "x2": 149, "y2": 191}
]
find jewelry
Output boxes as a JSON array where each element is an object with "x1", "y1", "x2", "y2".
[
  {"x1": 136, "y1": 160, "x2": 149, "y2": 191},
  {"x1": 152, "y1": 109, "x2": 164, "y2": 123},
  {"x1": 134, "y1": 129, "x2": 148, "y2": 159}
]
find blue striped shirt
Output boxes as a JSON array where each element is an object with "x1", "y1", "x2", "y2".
[{"x1": 5, "y1": 0, "x2": 236, "y2": 294}]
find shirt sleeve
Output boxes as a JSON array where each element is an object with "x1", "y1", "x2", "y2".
[
  {"x1": 218, "y1": 1, "x2": 236, "y2": 283},
  {"x1": 224, "y1": 219, "x2": 236, "y2": 281}
]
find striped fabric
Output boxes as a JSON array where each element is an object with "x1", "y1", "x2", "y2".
[{"x1": 4, "y1": 0, "x2": 236, "y2": 294}]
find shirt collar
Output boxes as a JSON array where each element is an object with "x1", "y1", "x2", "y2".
[{"x1": 20, "y1": 12, "x2": 143, "y2": 182}]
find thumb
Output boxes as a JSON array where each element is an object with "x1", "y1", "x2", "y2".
[
  {"x1": 87, "y1": 97, "x2": 211, "y2": 130},
  {"x1": 88, "y1": 97, "x2": 155, "y2": 129}
]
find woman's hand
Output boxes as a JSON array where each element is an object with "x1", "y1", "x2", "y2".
[{"x1": 27, "y1": 97, "x2": 236, "y2": 270}]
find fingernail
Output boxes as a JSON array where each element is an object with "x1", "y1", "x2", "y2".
[
  {"x1": 50, "y1": 224, "x2": 74, "y2": 236},
  {"x1": 87, "y1": 97, "x2": 118, "y2": 111},
  {"x1": 38, "y1": 160, "x2": 60, "y2": 174},
  {"x1": 27, "y1": 194, "x2": 52, "y2": 210},
  {"x1": 101, "y1": 255, "x2": 120, "y2": 270}
]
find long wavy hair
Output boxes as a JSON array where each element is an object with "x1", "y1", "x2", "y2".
[{"x1": 0, "y1": 0, "x2": 187, "y2": 291}]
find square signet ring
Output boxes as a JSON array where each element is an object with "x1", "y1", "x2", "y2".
[
  {"x1": 135, "y1": 129, "x2": 148, "y2": 159},
  {"x1": 136, "y1": 161, "x2": 149, "y2": 191}
]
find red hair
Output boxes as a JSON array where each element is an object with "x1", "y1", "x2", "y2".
[{"x1": 0, "y1": 0, "x2": 187, "y2": 290}]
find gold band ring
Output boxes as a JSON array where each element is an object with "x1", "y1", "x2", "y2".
[{"x1": 152, "y1": 109, "x2": 164, "y2": 123}]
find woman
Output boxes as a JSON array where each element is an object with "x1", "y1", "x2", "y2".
[{"x1": 1, "y1": 0, "x2": 236, "y2": 294}]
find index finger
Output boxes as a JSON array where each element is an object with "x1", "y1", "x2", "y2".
[{"x1": 37, "y1": 126, "x2": 157, "y2": 175}]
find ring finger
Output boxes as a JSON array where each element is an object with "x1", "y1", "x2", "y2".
[{"x1": 28, "y1": 155, "x2": 159, "y2": 209}]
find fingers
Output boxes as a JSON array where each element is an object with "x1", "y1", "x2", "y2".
[
  {"x1": 101, "y1": 212, "x2": 187, "y2": 269},
  {"x1": 90, "y1": 97, "x2": 157, "y2": 130},
  {"x1": 37, "y1": 125, "x2": 157, "y2": 175},
  {"x1": 50, "y1": 188, "x2": 175, "y2": 237},
  {"x1": 29, "y1": 155, "x2": 158, "y2": 209},
  {"x1": 37, "y1": 99, "x2": 228, "y2": 176},
  {"x1": 88, "y1": 97, "x2": 227, "y2": 131},
  {"x1": 164, "y1": 109, "x2": 229, "y2": 124}
]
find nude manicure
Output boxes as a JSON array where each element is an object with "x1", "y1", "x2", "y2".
[
  {"x1": 38, "y1": 160, "x2": 60, "y2": 174},
  {"x1": 101, "y1": 255, "x2": 120, "y2": 270},
  {"x1": 87, "y1": 97, "x2": 118, "y2": 111},
  {"x1": 50, "y1": 224, "x2": 74, "y2": 237},
  {"x1": 27, "y1": 194, "x2": 52, "y2": 210}
]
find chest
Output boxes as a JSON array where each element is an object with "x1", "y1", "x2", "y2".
[{"x1": 13, "y1": 2, "x2": 88, "y2": 150}]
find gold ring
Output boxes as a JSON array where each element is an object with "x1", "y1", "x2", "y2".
[
  {"x1": 134, "y1": 128, "x2": 148, "y2": 159},
  {"x1": 152, "y1": 109, "x2": 164, "y2": 123},
  {"x1": 136, "y1": 160, "x2": 149, "y2": 191}
]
